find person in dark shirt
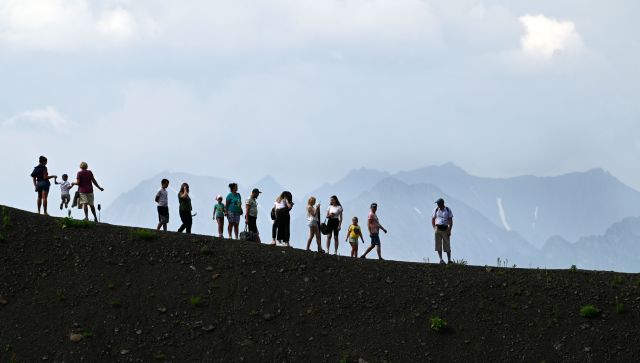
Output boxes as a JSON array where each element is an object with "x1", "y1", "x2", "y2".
[
  {"x1": 31, "y1": 155, "x2": 56, "y2": 215},
  {"x1": 75, "y1": 161, "x2": 104, "y2": 222},
  {"x1": 177, "y1": 183, "x2": 193, "y2": 234}
]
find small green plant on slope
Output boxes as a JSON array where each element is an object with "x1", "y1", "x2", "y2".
[
  {"x1": 579, "y1": 305, "x2": 600, "y2": 318},
  {"x1": 189, "y1": 296, "x2": 204, "y2": 306},
  {"x1": 131, "y1": 228, "x2": 157, "y2": 241},
  {"x1": 2, "y1": 207, "x2": 10, "y2": 228},
  {"x1": 430, "y1": 316, "x2": 448, "y2": 332},
  {"x1": 58, "y1": 217, "x2": 94, "y2": 229},
  {"x1": 570, "y1": 265, "x2": 577, "y2": 272},
  {"x1": 615, "y1": 297, "x2": 627, "y2": 314},
  {"x1": 452, "y1": 259, "x2": 468, "y2": 266},
  {"x1": 612, "y1": 275, "x2": 625, "y2": 286}
]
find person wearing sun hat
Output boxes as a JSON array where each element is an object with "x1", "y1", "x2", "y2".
[{"x1": 432, "y1": 198, "x2": 453, "y2": 264}]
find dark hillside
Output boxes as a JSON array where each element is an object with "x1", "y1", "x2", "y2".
[{"x1": 1, "y1": 206, "x2": 639, "y2": 362}]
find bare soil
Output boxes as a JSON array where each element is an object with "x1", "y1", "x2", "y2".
[{"x1": 1, "y1": 205, "x2": 639, "y2": 362}]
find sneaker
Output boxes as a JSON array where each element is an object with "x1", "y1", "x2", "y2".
[
  {"x1": 447, "y1": 260, "x2": 452, "y2": 265},
  {"x1": 439, "y1": 260, "x2": 446, "y2": 265},
  {"x1": 360, "y1": 255, "x2": 366, "y2": 259}
]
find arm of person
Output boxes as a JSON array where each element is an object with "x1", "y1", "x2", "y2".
[
  {"x1": 54, "y1": 176, "x2": 60, "y2": 185},
  {"x1": 380, "y1": 224, "x2": 388, "y2": 234},
  {"x1": 91, "y1": 176, "x2": 104, "y2": 191},
  {"x1": 338, "y1": 212, "x2": 343, "y2": 231},
  {"x1": 448, "y1": 217, "x2": 453, "y2": 235},
  {"x1": 155, "y1": 192, "x2": 160, "y2": 203},
  {"x1": 32, "y1": 176, "x2": 37, "y2": 190},
  {"x1": 245, "y1": 203, "x2": 250, "y2": 222},
  {"x1": 431, "y1": 216, "x2": 436, "y2": 230}
]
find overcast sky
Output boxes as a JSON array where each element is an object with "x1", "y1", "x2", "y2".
[{"x1": 1, "y1": 0, "x2": 639, "y2": 211}]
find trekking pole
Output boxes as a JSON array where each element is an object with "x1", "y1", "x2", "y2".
[{"x1": 97, "y1": 204, "x2": 101, "y2": 223}]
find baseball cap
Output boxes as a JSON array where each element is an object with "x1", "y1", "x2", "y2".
[
  {"x1": 435, "y1": 198, "x2": 445, "y2": 204},
  {"x1": 371, "y1": 202, "x2": 378, "y2": 208},
  {"x1": 252, "y1": 188, "x2": 262, "y2": 194}
]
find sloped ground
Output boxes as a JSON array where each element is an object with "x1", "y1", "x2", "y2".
[{"x1": 1, "y1": 205, "x2": 639, "y2": 362}]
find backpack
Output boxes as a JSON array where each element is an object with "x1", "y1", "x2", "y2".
[{"x1": 30, "y1": 165, "x2": 45, "y2": 181}]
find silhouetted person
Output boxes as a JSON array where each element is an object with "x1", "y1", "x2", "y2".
[
  {"x1": 76, "y1": 161, "x2": 104, "y2": 222},
  {"x1": 177, "y1": 183, "x2": 192, "y2": 234},
  {"x1": 31, "y1": 155, "x2": 56, "y2": 215},
  {"x1": 305, "y1": 196, "x2": 323, "y2": 252},
  {"x1": 54, "y1": 174, "x2": 74, "y2": 210},
  {"x1": 432, "y1": 198, "x2": 453, "y2": 264}
]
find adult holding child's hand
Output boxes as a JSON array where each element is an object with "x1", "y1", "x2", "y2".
[
  {"x1": 31, "y1": 155, "x2": 57, "y2": 215},
  {"x1": 76, "y1": 161, "x2": 104, "y2": 222}
]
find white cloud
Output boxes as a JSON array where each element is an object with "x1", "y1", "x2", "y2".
[
  {"x1": 3, "y1": 106, "x2": 73, "y2": 131},
  {"x1": 519, "y1": 14, "x2": 583, "y2": 60},
  {"x1": 0, "y1": 0, "x2": 436, "y2": 52},
  {"x1": 0, "y1": 0, "x2": 155, "y2": 51}
]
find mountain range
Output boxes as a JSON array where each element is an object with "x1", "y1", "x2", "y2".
[{"x1": 104, "y1": 164, "x2": 640, "y2": 272}]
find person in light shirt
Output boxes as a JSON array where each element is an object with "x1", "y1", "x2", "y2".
[{"x1": 431, "y1": 198, "x2": 453, "y2": 264}]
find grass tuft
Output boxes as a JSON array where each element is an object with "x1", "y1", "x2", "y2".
[
  {"x1": 58, "y1": 217, "x2": 94, "y2": 229},
  {"x1": 201, "y1": 245, "x2": 212, "y2": 256},
  {"x1": 189, "y1": 296, "x2": 204, "y2": 306},
  {"x1": 430, "y1": 316, "x2": 448, "y2": 332},
  {"x1": 579, "y1": 305, "x2": 600, "y2": 318},
  {"x1": 615, "y1": 297, "x2": 627, "y2": 314},
  {"x1": 110, "y1": 299, "x2": 123, "y2": 308},
  {"x1": 612, "y1": 275, "x2": 625, "y2": 286},
  {"x1": 131, "y1": 229, "x2": 157, "y2": 241},
  {"x1": 570, "y1": 265, "x2": 577, "y2": 272}
]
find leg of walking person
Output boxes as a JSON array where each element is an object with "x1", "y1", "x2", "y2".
[
  {"x1": 435, "y1": 230, "x2": 444, "y2": 263},
  {"x1": 186, "y1": 214, "x2": 192, "y2": 234},
  {"x1": 227, "y1": 216, "x2": 233, "y2": 238},
  {"x1": 271, "y1": 218, "x2": 279, "y2": 245},
  {"x1": 306, "y1": 226, "x2": 313, "y2": 250},
  {"x1": 37, "y1": 191, "x2": 43, "y2": 214},
  {"x1": 90, "y1": 205, "x2": 98, "y2": 222},
  {"x1": 333, "y1": 229, "x2": 339, "y2": 255},
  {"x1": 178, "y1": 210, "x2": 187, "y2": 233},
  {"x1": 42, "y1": 190, "x2": 48, "y2": 215},
  {"x1": 233, "y1": 222, "x2": 239, "y2": 239},
  {"x1": 83, "y1": 204, "x2": 89, "y2": 220}
]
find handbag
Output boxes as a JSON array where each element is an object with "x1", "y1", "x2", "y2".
[
  {"x1": 239, "y1": 224, "x2": 258, "y2": 242},
  {"x1": 270, "y1": 207, "x2": 276, "y2": 221},
  {"x1": 320, "y1": 218, "x2": 330, "y2": 235}
]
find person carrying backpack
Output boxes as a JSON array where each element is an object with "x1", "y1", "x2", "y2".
[
  {"x1": 432, "y1": 198, "x2": 453, "y2": 264},
  {"x1": 31, "y1": 155, "x2": 57, "y2": 215}
]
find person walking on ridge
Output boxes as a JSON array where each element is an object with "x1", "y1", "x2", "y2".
[
  {"x1": 226, "y1": 183, "x2": 242, "y2": 239},
  {"x1": 31, "y1": 155, "x2": 57, "y2": 215},
  {"x1": 432, "y1": 198, "x2": 453, "y2": 264},
  {"x1": 325, "y1": 195, "x2": 343, "y2": 255},
  {"x1": 155, "y1": 178, "x2": 170, "y2": 231},
  {"x1": 361, "y1": 203, "x2": 387, "y2": 260},
  {"x1": 271, "y1": 191, "x2": 294, "y2": 247},
  {"x1": 75, "y1": 161, "x2": 104, "y2": 222},
  {"x1": 245, "y1": 188, "x2": 262, "y2": 242},
  {"x1": 177, "y1": 182, "x2": 192, "y2": 233},
  {"x1": 305, "y1": 197, "x2": 323, "y2": 252}
]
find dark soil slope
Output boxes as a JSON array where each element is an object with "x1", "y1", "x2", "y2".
[{"x1": 1, "y1": 205, "x2": 639, "y2": 362}]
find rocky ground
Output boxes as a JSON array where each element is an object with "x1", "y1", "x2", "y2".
[{"x1": 1, "y1": 205, "x2": 639, "y2": 362}]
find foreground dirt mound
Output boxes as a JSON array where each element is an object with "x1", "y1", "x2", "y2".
[{"x1": 1, "y1": 205, "x2": 639, "y2": 362}]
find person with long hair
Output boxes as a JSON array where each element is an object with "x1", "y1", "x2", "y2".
[
  {"x1": 226, "y1": 183, "x2": 242, "y2": 239},
  {"x1": 30, "y1": 155, "x2": 56, "y2": 215},
  {"x1": 177, "y1": 183, "x2": 192, "y2": 233},
  {"x1": 325, "y1": 195, "x2": 343, "y2": 254},
  {"x1": 305, "y1": 196, "x2": 323, "y2": 252},
  {"x1": 271, "y1": 191, "x2": 294, "y2": 247}
]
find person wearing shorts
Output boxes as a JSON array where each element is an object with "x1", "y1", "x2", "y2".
[
  {"x1": 155, "y1": 179, "x2": 170, "y2": 231},
  {"x1": 432, "y1": 198, "x2": 453, "y2": 264},
  {"x1": 76, "y1": 162, "x2": 104, "y2": 222},
  {"x1": 226, "y1": 183, "x2": 242, "y2": 239},
  {"x1": 361, "y1": 203, "x2": 388, "y2": 260},
  {"x1": 325, "y1": 195, "x2": 343, "y2": 255},
  {"x1": 31, "y1": 155, "x2": 56, "y2": 215}
]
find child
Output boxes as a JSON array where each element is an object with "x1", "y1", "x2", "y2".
[
  {"x1": 346, "y1": 216, "x2": 365, "y2": 258},
  {"x1": 361, "y1": 203, "x2": 388, "y2": 260},
  {"x1": 54, "y1": 174, "x2": 74, "y2": 210},
  {"x1": 155, "y1": 179, "x2": 170, "y2": 231},
  {"x1": 213, "y1": 195, "x2": 226, "y2": 238}
]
